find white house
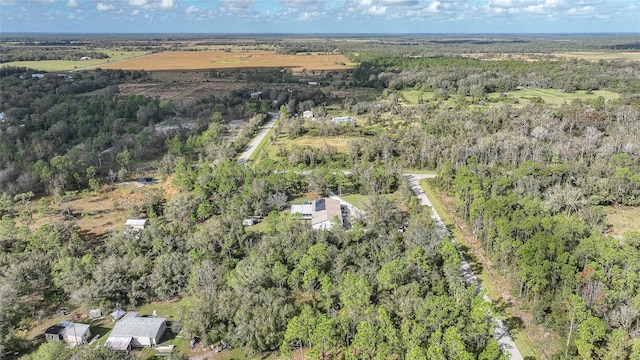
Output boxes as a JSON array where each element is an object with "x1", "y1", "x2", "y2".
[
  {"x1": 105, "y1": 316, "x2": 167, "y2": 351},
  {"x1": 291, "y1": 198, "x2": 343, "y2": 230},
  {"x1": 80, "y1": 56, "x2": 92, "y2": 60},
  {"x1": 302, "y1": 110, "x2": 314, "y2": 119}
]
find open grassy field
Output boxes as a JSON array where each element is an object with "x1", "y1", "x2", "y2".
[
  {"x1": 401, "y1": 88, "x2": 620, "y2": 106},
  {"x1": 94, "y1": 50, "x2": 352, "y2": 72},
  {"x1": 0, "y1": 49, "x2": 149, "y2": 72},
  {"x1": 553, "y1": 51, "x2": 640, "y2": 62},
  {"x1": 495, "y1": 88, "x2": 620, "y2": 105},
  {"x1": 605, "y1": 206, "x2": 640, "y2": 236},
  {"x1": 289, "y1": 135, "x2": 352, "y2": 153}
]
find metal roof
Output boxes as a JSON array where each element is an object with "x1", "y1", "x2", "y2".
[
  {"x1": 125, "y1": 219, "x2": 149, "y2": 227},
  {"x1": 105, "y1": 336, "x2": 133, "y2": 351},
  {"x1": 109, "y1": 317, "x2": 166, "y2": 339},
  {"x1": 61, "y1": 323, "x2": 90, "y2": 337}
]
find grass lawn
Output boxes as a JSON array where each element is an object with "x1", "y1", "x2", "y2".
[
  {"x1": 400, "y1": 89, "x2": 436, "y2": 104},
  {"x1": 341, "y1": 191, "x2": 403, "y2": 211},
  {"x1": 1, "y1": 50, "x2": 149, "y2": 72},
  {"x1": 341, "y1": 194, "x2": 370, "y2": 210}
]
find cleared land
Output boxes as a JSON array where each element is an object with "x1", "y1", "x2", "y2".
[
  {"x1": 553, "y1": 51, "x2": 640, "y2": 61},
  {"x1": 94, "y1": 50, "x2": 352, "y2": 72},
  {"x1": 605, "y1": 206, "x2": 640, "y2": 236},
  {"x1": 400, "y1": 88, "x2": 619, "y2": 106},
  {"x1": 0, "y1": 49, "x2": 149, "y2": 72},
  {"x1": 289, "y1": 135, "x2": 352, "y2": 153},
  {"x1": 497, "y1": 88, "x2": 620, "y2": 105}
]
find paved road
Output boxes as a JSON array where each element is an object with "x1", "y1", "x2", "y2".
[
  {"x1": 404, "y1": 174, "x2": 524, "y2": 360},
  {"x1": 237, "y1": 112, "x2": 279, "y2": 164}
]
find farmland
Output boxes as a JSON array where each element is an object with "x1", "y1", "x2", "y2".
[
  {"x1": 0, "y1": 49, "x2": 149, "y2": 72},
  {"x1": 94, "y1": 50, "x2": 353, "y2": 72}
]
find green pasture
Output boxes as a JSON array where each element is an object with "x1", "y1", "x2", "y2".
[
  {"x1": 0, "y1": 49, "x2": 148, "y2": 72},
  {"x1": 400, "y1": 89, "x2": 436, "y2": 104}
]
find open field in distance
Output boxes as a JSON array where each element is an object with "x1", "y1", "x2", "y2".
[
  {"x1": 94, "y1": 50, "x2": 353, "y2": 72},
  {"x1": 0, "y1": 49, "x2": 149, "y2": 72},
  {"x1": 552, "y1": 51, "x2": 640, "y2": 61}
]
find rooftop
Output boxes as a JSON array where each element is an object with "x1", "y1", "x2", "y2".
[
  {"x1": 109, "y1": 317, "x2": 166, "y2": 338},
  {"x1": 61, "y1": 323, "x2": 90, "y2": 336}
]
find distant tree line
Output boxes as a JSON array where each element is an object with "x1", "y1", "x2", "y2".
[{"x1": 0, "y1": 49, "x2": 109, "y2": 63}]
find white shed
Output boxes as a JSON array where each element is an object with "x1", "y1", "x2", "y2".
[
  {"x1": 125, "y1": 219, "x2": 149, "y2": 231},
  {"x1": 62, "y1": 323, "x2": 91, "y2": 345}
]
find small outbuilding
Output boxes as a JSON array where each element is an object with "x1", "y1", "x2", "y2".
[
  {"x1": 89, "y1": 309, "x2": 102, "y2": 319},
  {"x1": 45, "y1": 322, "x2": 91, "y2": 345},
  {"x1": 110, "y1": 309, "x2": 126, "y2": 320},
  {"x1": 331, "y1": 116, "x2": 354, "y2": 124},
  {"x1": 242, "y1": 218, "x2": 257, "y2": 226},
  {"x1": 44, "y1": 325, "x2": 66, "y2": 342},
  {"x1": 125, "y1": 219, "x2": 149, "y2": 232}
]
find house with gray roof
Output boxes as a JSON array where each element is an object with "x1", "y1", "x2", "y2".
[{"x1": 105, "y1": 316, "x2": 166, "y2": 351}]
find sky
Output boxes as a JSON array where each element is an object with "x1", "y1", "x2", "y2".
[{"x1": 1, "y1": 0, "x2": 639, "y2": 34}]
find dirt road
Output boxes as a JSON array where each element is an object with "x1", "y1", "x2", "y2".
[
  {"x1": 404, "y1": 173, "x2": 524, "y2": 360},
  {"x1": 237, "y1": 112, "x2": 279, "y2": 164}
]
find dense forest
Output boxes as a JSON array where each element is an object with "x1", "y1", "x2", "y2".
[{"x1": 0, "y1": 35, "x2": 640, "y2": 359}]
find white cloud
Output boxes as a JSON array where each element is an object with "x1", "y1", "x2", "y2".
[
  {"x1": 66, "y1": 0, "x2": 78, "y2": 7},
  {"x1": 567, "y1": 5, "x2": 594, "y2": 15},
  {"x1": 282, "y1": 0, "x2": 324, "y2": 10},
  {"x1": 130, "y1": 0, "x2": 147, "y2": 6},
  {"x1": 364, "y1": 4, "x2": 387, "y2": 15},
  {"x1": 186, "y1": 5, "x2": 198, "y2": 14},
  {"x1": 159, "y1": 0, "x2": 174, "y2": 9},
  {"x1": 96, "y1": 2, "x2": 115, "y2": 11},
  {"x1": 424, "y1": 1, "x2": 439, "y2": 13},
  {"x1": 220, "y1": 0, "x2": 256, "y2": 13},
  {"x1": 490, "y1": 0, "x2": 512, "y2": 7},
  {"x1": 382, "y1": 0, "x2": 419, "y2": 6},
  {"x1": 132, "y1": 9, "x2": 140, "y2": 15}
]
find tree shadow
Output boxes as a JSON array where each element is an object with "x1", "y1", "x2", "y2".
[{"x1": 503, "y1": 315, "x2": 524, "y2": 335}]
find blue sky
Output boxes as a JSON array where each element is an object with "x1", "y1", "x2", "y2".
[{"x1": 1, "y1": 0, "x2": 638, "y2": 33}]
